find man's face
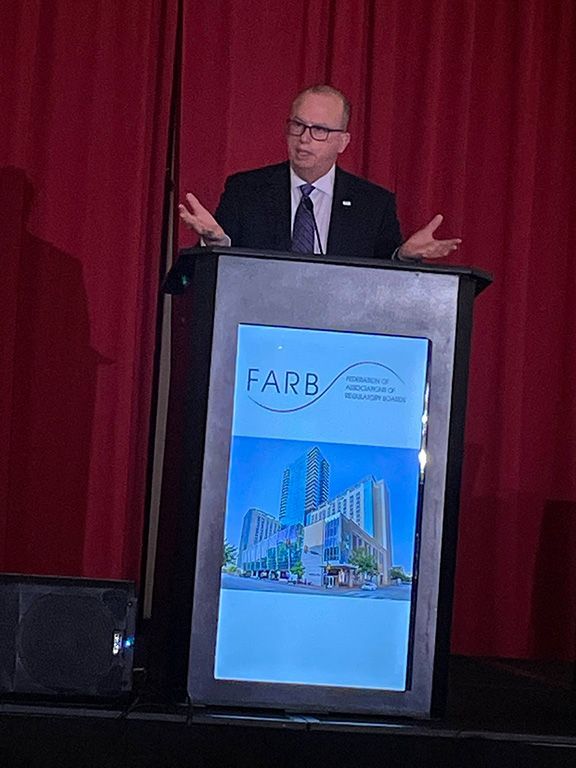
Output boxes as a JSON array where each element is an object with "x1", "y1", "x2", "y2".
[{"x1": 287, "y1": 92, "x2": 350, "y2": 182}]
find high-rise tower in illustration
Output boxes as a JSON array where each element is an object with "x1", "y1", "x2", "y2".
[{"x1": 279, "y1": 446, "x2": 330, "y2": 527}]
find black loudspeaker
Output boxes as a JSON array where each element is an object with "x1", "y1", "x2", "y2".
[{"x1": 0, "y1": 574, "x2": 136, "y2": 697}]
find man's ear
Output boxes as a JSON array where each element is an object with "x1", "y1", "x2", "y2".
[{"x1": 338, "y1": 132, "x2": 351, "y2": 154}]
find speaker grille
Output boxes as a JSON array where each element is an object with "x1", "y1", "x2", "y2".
[{"x1": 0, "y1": 575, "x2": 136, "y2": 697}]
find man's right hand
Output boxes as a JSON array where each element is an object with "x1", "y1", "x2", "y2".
[{"x1": 178, "y1": 192, "x2": 227, "y2": 244}]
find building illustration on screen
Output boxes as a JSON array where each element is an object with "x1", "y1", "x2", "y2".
[
  {"x1": 233, "y1": 446, "x2": 394, "y2": 589},
  {"x1": 279, "y1": 447, "x2": 330, "y2": 527}
]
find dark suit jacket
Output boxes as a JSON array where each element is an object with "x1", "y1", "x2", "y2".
[{"x1": 214, "y1": 161, "x2": 403, "y2": 259}]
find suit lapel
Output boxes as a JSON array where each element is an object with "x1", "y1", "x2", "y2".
[
  {"x1": 263, "y1": 162, "x2": 292, "y2": 251},
  {"x1": 327, "y1": 166, "x2": 353, "y2": 255}
]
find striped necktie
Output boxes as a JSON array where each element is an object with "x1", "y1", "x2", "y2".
[{"x1": 291, "y1": 183, "x2": 316, "y2": 253}]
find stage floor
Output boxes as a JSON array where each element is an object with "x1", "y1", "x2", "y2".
[{"x1": 2, "y1": 656, "x2": 576, "y2": 767}]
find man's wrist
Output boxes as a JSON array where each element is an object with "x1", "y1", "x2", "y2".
[
  {"x1": 200, "y1": 233, "x2": 231, "y2": 247},
  {"x1": 394, "y1": 245, "x2": 421, "y2": 262}
]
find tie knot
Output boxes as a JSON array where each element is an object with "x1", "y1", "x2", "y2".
[{"x1": 300, "y1": 183, "x2": 314, "y2": 198}]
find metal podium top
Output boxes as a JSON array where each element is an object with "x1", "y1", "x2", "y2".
[{"x1": 162, "y1": 246, "x2": 493, "y2": 296}]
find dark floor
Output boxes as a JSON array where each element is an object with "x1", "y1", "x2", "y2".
[{"x1": 2, "y1": 656, "x2": 576, "y2": 767}]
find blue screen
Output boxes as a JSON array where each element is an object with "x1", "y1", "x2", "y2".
[{"x1": 215, "y1": 324, "x2": 430, "y2": 691}]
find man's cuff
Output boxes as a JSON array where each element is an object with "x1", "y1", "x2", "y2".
[
  {"x1": 200, "y1": 233, "x2": 231, "y2": 247},
  {"x1": 392, "y1": 246, "x2": 422, "y2": 262}
]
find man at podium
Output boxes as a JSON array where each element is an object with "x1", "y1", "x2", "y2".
[{"x1": 179, "y1": 85, "x2": 460, "y2": 262}]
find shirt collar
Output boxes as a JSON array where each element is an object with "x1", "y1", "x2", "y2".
[{"x1": 290, "y1": 164, "x2": 336, "y2": 197}]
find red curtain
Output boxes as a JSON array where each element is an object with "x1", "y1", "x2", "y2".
[
  {"x1": 0, "y1": 1, "x2": 178, "y2": 580},
  {"x1": 2, "y1": 0, "x2": 574, "y2": 660},
  {"x1": 178, "y1": 0, "x2": 576, "y2": 658}
]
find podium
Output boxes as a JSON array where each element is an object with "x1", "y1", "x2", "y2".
[{"x1": 162, "y1": 246, "x2": 491, "y2": 719}]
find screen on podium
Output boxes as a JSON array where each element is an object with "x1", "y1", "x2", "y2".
[{"x1": 213, "y1": 323, "x2": 430, "y2": 692}]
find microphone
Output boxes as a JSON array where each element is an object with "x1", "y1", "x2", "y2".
[{"x1": 303, "y1": 195, "x2": 324, "y2": 256}]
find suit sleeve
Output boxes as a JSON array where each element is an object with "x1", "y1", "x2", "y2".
[
  {"x1": 374, "y1": 191, "x2": 403, "y2": 259},
  {"x1": 214, "y1": 174, "x2": 244, "y2": 246}
]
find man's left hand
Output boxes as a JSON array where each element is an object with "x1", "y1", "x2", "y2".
[{"x1": 399, "y1": 214, "x2": 461, "y2": 260}]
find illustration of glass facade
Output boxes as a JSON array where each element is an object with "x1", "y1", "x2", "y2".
[
  {"x1": 239, "y1": 524, "x2": 304, "y2": 575},
  {"x1": 279, "y1": 447, "x2": 330, "y2": 527},
  {"x1": 236, "y1": 455, "x2": 392, "y2": 587}
]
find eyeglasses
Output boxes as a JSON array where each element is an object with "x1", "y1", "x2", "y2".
[{"x1": 286, "y1": 118, "x2": 347, "y2": 142}]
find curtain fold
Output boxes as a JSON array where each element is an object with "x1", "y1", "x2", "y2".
[{"x1": 0, "y1": 0, "x2": 179, "y2": 580}]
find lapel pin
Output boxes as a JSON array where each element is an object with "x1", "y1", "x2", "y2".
[{"x1": 342, "y1": 200, "x2": 352, "y2": 207}]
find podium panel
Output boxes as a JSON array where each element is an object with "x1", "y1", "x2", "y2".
[{"x1": 165, "y1": 248, "x2": 490, "y2": 718}]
